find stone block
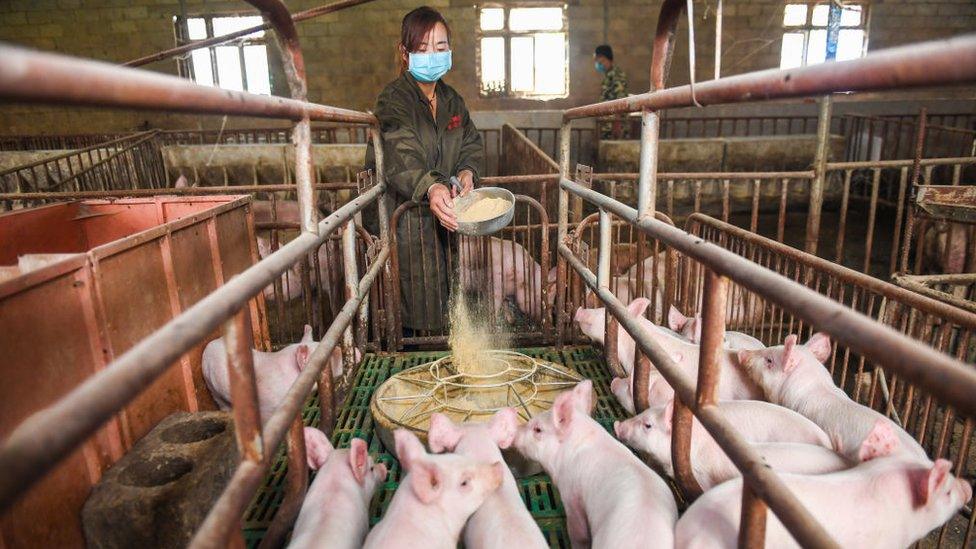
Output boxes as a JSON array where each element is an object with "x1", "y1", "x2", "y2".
[{"x1": 81, "y1": 412, "x2": 238, "y2": 549}]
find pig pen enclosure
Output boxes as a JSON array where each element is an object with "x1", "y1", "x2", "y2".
[{"x1": 2, "y1": 1, "x2": 976, "y2": 547}]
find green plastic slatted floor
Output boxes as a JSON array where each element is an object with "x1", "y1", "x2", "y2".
[{"x1": 242, "y1": 345, "x2": 626, "y2": 548}]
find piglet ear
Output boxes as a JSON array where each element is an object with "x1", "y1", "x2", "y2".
[
  {"x1": 409, "y1": 459, "x2": 443, "y2": 504},
  {"x1": 916, "y1": 459, "x2": 954, "y2": 506},
  {"x1": 552, "y1": 390, "x2": 577, "y2": 439},
  {"x1": 627, "y1": 297, "x2": 651, "y2": 319},
  {"x1": 348, "y1": 438, "x2": 369, "y2": 484},
  {"x1": 548, "y1": 266, "x2": 558, "y2": 284},
  {"x1": 572, "y1": 379, "x2": 594, "y2": 415},
  {"x1": 301, "y1": 324, "x2": 314, "y2": 344},
  {"x1": 782, "y1": 335, "x2": 799, "y2": 373},
  {"x1": 668, "y1": 305, "x2": 688, "y2": 331},
  {"x1": 805, "y1": 332, "x2": 832, "y2": 363},
  {"x1": 295, "y1": 344, "x2": 310, "y2": 371},
  {"x1": 490, "y1": 408, "x2": 520, "y2": 449},
  {"x1": 662, "y1": 400, "x2": 675, "y2": 435},
  {"x1": 394, "y1": 429, "x2": 426, "y2": 472},
  {"x1": 857, "y1": 420, "x2": 900, "y2": 462},
  {"x1": 427, "y1": 413, "x2": 462, "y2": 453},
  {"x1": 303, "y1": 427, "x2": 333, "y2": 471}
]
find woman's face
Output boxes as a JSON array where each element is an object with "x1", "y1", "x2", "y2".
[{"x1": 402, "y1": 22, "x2": 450, "y2": 63}]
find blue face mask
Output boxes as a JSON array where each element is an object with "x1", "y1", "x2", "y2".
[
  {"x1": 409, "y1": 51, "x2": 452, "y2": 83},
  {"x1": 595, "y1": 61, "x2": 607, "y2": 73}
]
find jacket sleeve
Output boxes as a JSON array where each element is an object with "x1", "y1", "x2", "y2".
[
  {"x1": 454, "y1": 97, "x2": 484, "y2": 183},
  {"x1": 375, "y1": 89, "x2": 447, "y2": 202}
]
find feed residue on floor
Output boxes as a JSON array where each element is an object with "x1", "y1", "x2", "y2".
[{"x1": 456, "y1": 196, "x2": 510, "y2": 223}]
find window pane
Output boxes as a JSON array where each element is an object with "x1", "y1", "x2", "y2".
[
  {"x1": 190, "y1": 49, "x2": 214, "y2": 86},
  {"x1": 840, "y1": 5, "x2": 862, "y2": 26},
  {"x1": 534, "y1": 33, "x2": 566, "y2": 95},
  {"x1": 480, "y1": 8, "x2": 504, "y2": 31},
  {"x1": 783, "y1": 4, "x2": 807, "y2": 26},
  {"x1": 509, "y1": 8, "x2": 563, "y2": 31},
  {"x1": 186, "y1": 17, "x2": 207, "y2": 40},
  {"x1": 480, "y1": 37, "x2": 505, "y2": 92},
  {"x1": 510, "y1": 36, "x2": 534, "y2": 91},
  {"x1": 213, "y1": 15, "x2": 264, "y2": 38},
  {"x1": 215, "y1": 46, "x2": 244, "y2": 91},
  {"x1": 243, "y1": 45, "x2": 270, "y2": 95},
  {"x1": 811, "y1": 4, "x2": 829, "y2": 26},
  {"x1": 836, "y1": 29, "x2": 864, "y2": 61},
  {"x1": 780, "y1": 32, "x2": 805, "y2": 69},
  {"x1": 807, "y1": 29, "x2": 827, "y2": 64}
]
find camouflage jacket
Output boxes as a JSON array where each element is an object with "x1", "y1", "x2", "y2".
[
  {"x1": 365, "y1": 73, "x2": 483, "y2": 331},
  {"x1": 600, "y1": 66, "x2": 628, "y2": 102}
]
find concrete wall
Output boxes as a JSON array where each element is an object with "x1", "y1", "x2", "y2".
[{"x1": 1, "y1": 0, "x2": 974, "y2": 135}]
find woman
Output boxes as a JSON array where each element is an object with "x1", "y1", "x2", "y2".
[{"x1": 366, "y1": 6, "x2": 483, "y2": 335}]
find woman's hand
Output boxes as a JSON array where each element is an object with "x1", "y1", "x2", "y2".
[
  {"x1": 455, "y1": 169, "x2": 475, "y2": 197},
  {"x1": 427, "y1": 183, "x2": 458, "y2": 231}
]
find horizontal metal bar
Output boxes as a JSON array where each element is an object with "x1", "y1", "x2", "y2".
[
  {"x1": 0, "y1": 183, "x2": 359, "y2": 202},
  {"x1": 0, "y1": 130, "x2": 158, "y2": 177},
  {"x1": 0, "y1": 45, "x2": 377, "y2": 125},
  {"x1": 563, "y1": 35, "x2": 976, "y2": 120},
  {"x1": 561, "y1": 177, "x2": 976, "y2": 417},
  {"x1": 124, "y1": 0, "x2": 378, "y2": 67},
  {"x1": 558, "y1": 243, "x2": 840, "y2": 549},
  {"x1": 592, "y1": 171, "x2": 815, "y2": 181},
  {"x1": 0, "y1": 183, "x2": 385, "y2": 512},
  {"x1": 827, "y1": 156, "x2": 976, "y2": 170}
]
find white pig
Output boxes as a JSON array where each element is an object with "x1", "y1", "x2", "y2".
[
  {"x1": 459, "y1": 237, "x2": 556, "y2": 322},
  {"x1": 202, "y1": 325, "x2": 350, "y2": 424},
  {"x1": 288, "y1": 429, "x2": 387, "y2": 549},
  {"x1": 675, "y1": 456, "x2": 972, "y2": 548},
  {"x1": 512, "y1": 380, "x2": 677, "y2": 548},
  {"x1": 256, "y1": 235, "x2": 337, "y2": 303},
  {"x1": 578, "y1": 299, "x2": 762, "y2": 402},
  {"x1": 615, "y1": 399, "x2": 856, "y2": 490},
  {"x1": 363, "y1": 429, "x2": 504, "y2": 549},
  {"x1": 667, "y1": 306, "x2": 765, "y2": 350},
  {"x1": 737, "y1": 333, "x2": 929, "y2": 463},
  {"x1": 427, "y1": 409, "x2": 548, "y2": 549},
  {"x1": 609, "y1": 374, "x2": 675, "y2": 415}
]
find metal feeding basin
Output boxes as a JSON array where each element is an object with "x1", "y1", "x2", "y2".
[{"x1": 453, "y1": 187, "x2": 515, "y2": 236}]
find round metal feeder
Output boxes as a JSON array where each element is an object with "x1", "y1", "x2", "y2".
[
  {"x1": 453, "y1": 187, "x2": 516, "y2": 236},
  {"x1": 370, "y1": 350, "x2": 581, "y2": 476}
]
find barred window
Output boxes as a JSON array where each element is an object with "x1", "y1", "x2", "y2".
[
  {"x1": 478, "y1": 6, "x2": 568, "y2": 99},
  {"x1": 780, "y1": 2, "x2": 868, "y2": 69},
  {"x1": 174, "y1": 15, "x2": 272, "y2": 95}
]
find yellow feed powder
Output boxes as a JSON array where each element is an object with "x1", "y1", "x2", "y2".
[
  {"x1": 456, "y1": 196, "x2": 510, "y2": 223},
  {"x1": 448, "y1": 291, "x2": 510, "y2": 376}
]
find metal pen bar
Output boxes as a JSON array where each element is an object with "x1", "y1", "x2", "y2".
[
  {"x1": 224, "y1": 311, "x2": 264, "y2": 463},
  {"x1": 0, "y1": 183, "x2": 385, "y2": 512},
  {"x1": 0, "y1": 45, "x2": 377, "y2": 125},
  {"x1": 124, "y1": 0, "x2": 378, "y2": 67},
  {"x1": 558, "y1": 243, "x2": 840, "y2": 548},
  {"x1": 564, "y1": 35, "x2": 976, "y2": 120},
  {"x1": 562, "y1": 178, "x2": 976, "y2": 416}
]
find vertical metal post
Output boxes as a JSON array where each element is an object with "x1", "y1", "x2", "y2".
[
  {"x1": 805, "y1": 95, "x2": 832, "y2": 255},
  {"x1": 223, "y1": 311, "x2": 264, "y2": 463},
  {"x1": 597, "y1": 209, "x2": 611, "y2": 289},
  {"x1": 900, "y1": 108, "x2": 927, "y2": 273},
  {"x1": 256, "y1": 416, "x2": 307, "y2": 549},
  {"x1": 555, "y1": 122, "x2": 572, "y2": 347},
  {"x1": 714, "y1": 0, "x2": 723, "y2": 80},
  {"x1": 739, "y1": 483, "x2": 768, "y2": 548},
  {"x1": 696, "y1": 270, "x2": 727, "y2": 408},
  {"x1": 370, "y1": 127, "x2": 390, "y2": 242},
  {"x1": 341, "y1": 220, "x2": 359, "y2": 371},
  {"x1": 637, "y1": 109, "x2": 660, "y2": 219}
]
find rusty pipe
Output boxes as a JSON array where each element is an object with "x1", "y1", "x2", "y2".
[
  {"x1": 124, "y1": 0, "x2": 378, "y2": 67},
  {"x1": 0, "y1": 45, "x2": 377, "y2": 125},
  {"x1": 224, "y1": 311, "x2": 264, "y2": 463},
  {"x1": 563, "y1": 178, "x2": 976, "y2": 416},
  {"x1": 564, "y1": 35, "x2": 976, "y2": 120}
]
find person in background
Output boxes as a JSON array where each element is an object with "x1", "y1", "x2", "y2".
[
  {"x1": 594, "y1": 44, "x2": 629, "y2": 138},
  {"x1": 365, "y1": 6, "x2": 483, "y2": 337}
]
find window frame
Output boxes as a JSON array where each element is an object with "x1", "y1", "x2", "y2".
[
  {"x1": 173, "y1": 13, "x2": 272, "y2": 95},
  {"x1": 477, "y1": 3, "x2": 569, "y2": 100},
  {"x1": 780, "y1": 2, "x2": 870, "y2": 69}
]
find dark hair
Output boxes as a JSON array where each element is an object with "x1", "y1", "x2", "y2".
[
  {"x1": 595, "y1": 44, "x2": 613, "y2": 61},
  {"x1": 398, "y1": 6, "x2": 451, "y2": 73}
]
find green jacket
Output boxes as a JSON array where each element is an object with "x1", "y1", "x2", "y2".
[{"x1": 365, "y1": 73, "x2": 483, "y2": 331}]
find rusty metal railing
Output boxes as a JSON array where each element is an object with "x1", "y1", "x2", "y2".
[
  {"x1": 0, "y1": 2, "x2": 391, "y2": 547},
  {"x1": 554, "y1": 1, "x2": 976, "y2": 544}
]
